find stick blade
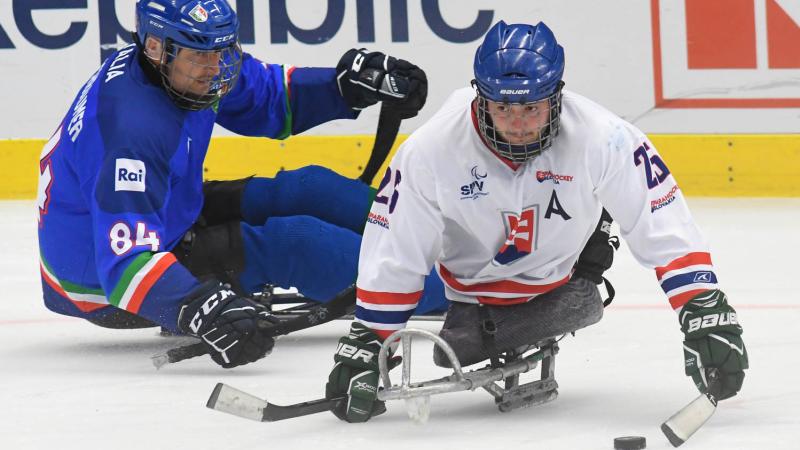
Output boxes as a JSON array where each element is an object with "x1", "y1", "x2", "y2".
[
  {"x1": 151, "y1": 353, "x2": 170, "y2": 370},
  {"x1": 661, "y1": 393, "x2": 717, "y2": 447},
  {"x1": 207, "y1": 383, "x2": 269, "y2": 422},
  {"x1": 262, "y1": 397, "x2": 344, "y2": 422}
]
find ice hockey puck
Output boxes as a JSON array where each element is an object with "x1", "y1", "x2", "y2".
[{"x1": 614, "y1": 436, "x2": 646, "y2": 449}]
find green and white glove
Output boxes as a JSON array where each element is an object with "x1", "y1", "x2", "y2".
[
  {"x1": 326, "y1": 322, "x2": 392, "y2": 422},
  {"x1": 680, "y1": 290, "x2": 748, "y2": 400}
]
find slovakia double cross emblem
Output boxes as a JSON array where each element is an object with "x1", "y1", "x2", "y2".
[{"x1": 493, "y1": 206, "x2": 538, "y2": 266}]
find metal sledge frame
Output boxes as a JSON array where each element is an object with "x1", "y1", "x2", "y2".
[{"x1": 377, "y1": 328, "x2": 560, "y2": 412}]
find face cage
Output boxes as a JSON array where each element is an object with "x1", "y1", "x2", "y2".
[
  {"x1": 158, "y1": 41, "x2": 243, "y2": 111},
  {"x1": 475, "y1": 83, "x2": 564, "y2": 163}
]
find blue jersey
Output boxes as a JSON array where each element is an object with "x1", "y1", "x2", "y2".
[{"x1": 37, "y1": 44, "x2": 357, "y2": 331}]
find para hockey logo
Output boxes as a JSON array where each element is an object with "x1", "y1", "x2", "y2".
[
  {"x1": 461, "y1": 165, "x2": 489, "y2": 200},
  {"x1": 115, "y1": 158, "x2": 146, "y2": 192},
  {"x1": 366, "y1": 211, "x2": 389, "y2": 230},
  {"x1": 650, "y1": 184, "x2": 679, "y2": 213},
  {"x1": 536, "y1": 170, "x2": 574, "y2": 184},
  {"x1": 493, "y1": 207, "x2": 539, "y2": 266}
]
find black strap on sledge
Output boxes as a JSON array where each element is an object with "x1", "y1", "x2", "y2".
[{"x1": 477, "y1": 304, "x2": 503, "y2": 368}]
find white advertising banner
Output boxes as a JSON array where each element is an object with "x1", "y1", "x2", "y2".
[{"x1": 1, "y1": 0, "x2": 798, "y2": 139}]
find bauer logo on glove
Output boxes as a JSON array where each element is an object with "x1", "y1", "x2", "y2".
[
  {"x1": 684, "y1": 311, "x2": 739, "y2": 333},
  {"x1": 336, "y1": 342, "x2": 376, "y2": 364}
]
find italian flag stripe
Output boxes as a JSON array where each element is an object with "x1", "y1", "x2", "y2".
[
  {"x1": 275, "y1": 65, "x2": 295, "y2": 140},
  {"x1": 112, "y1": 252, "x2": 177, "y2": 313},
  {"x1": 40, "y1": 263, "x2": 71, "y2": 300},
  {"x1": 40, "y1": 257, "x2": 107, "y2": 304}
]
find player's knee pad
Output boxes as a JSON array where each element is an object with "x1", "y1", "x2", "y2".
[
  {"x1": 172, "y1": 221, "x2": 246, "y2": 291},
  {"x1": 201, "y1": 177, "x2": 251, "y2": 226}
]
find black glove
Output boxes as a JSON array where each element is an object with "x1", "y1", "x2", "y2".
[
  {"x1": 326, "y1": 322, "x2": 394, "y2": 422},
  {"x1": 336, "y1": 48, "x2": 428, "y2": 118},
  {"x1": 680, "y1": 290, "x2": 748, "y2": 400},
  {"x1": 178, "y1": 281, "x2": 275, "y2": 368},
  {"x1": 573, "y1": 209, "x2": 618, "y2": 284}
]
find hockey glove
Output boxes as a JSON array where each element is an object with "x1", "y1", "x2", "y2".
[
  {"x1": 326, "y1": 322, "x2": 396, "y2": 422},
  {"x1": 680, "y1": 290, "x2": 748, "y2": 400},
  {"x1": 573, "y1": 209, "x2": 618, "y2": 284},
  {"x1": 178, "y1": 281, "x2": 275, "y2": 368},
  {"x1": 336, "y1": 48, "x2": 428, "y2": 118}
]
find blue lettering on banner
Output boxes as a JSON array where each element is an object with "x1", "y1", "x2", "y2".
[
  {"x1": 0, "y1": 21, "x2": 14, "y2": 48},
  {"x1": 357, "y1": 0, "x2": 376, "y2": 42},
  {"x1": 236, "y1": 0, "x2": 255, "y2": 44},
  {"x1": 98, "y1": 0, "x2": 132, "y2": 61},
  {"x1": 421, "y1": 0, "x2": 494, "y2": 43},
  {"x1": 1, "y1": 0, "x2": 495, "y2": 62},
  {"x1": 269, "y1": 0, "x2": 346, "y2": 44},
  {"x1": 13, "y1": 0, "x2": 88, "y2": 49}
]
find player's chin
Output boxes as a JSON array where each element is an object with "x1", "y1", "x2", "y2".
[
  {"x1": 505, "y1": 135, "x2": 538, "y2": 145},
  {"x1": 189, "y1": 81, "x2": 213, "y2": 95}
]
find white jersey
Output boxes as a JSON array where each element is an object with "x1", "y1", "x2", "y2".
[{"x1": 355, "y1": 88, "x2": 718, "y2": 339}]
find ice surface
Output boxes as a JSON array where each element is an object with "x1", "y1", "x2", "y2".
[{"x1": 2, "y1": 199, "x2": 798, "y2": 449}]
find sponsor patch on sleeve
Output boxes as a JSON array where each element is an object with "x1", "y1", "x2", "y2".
[{"x1": 115, "y1": 158, "x2": 146, "y2": 192}]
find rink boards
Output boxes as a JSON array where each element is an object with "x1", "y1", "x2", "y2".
[{"x1": 2, "y1": 133, "x2": 799, "y2": 199}]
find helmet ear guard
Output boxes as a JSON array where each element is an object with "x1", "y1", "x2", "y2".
[{"x1": 473, "y1": 21, "x2": 566, "y2": 162}]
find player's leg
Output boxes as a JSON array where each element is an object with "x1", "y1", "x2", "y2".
[
  {"x1": 240, "y1": 166, "x2": 373, "y2": 234},
  {"x1": 433, "y1": 277, "x2": 604, "y2": 367},
  {"x1": 172, "y1": 215, "x2": 353, "y2": 301},
  {"x1": 237, "y1": 216, "x2": 360, "y2": 301},
  {"x1": 416, "y1": 274, "x2": 448, "y2": 314},
  {"x1": 85, "y1": 308, "x2": 159, "y2": 329},
  {"x1": 173, "y1": 213, "x2": 451, "y2": 310},
  {"x1": 41, "y1": 283, "x2": 161, "y2": 329}
]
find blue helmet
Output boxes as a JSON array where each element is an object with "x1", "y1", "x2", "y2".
[
  {"x1": 474, "y1": 21, "x2": 564, "y2": 103},
  {"x1": 136, "y1": 0, "x2": 239, "y2": 51},
  {"x1": 135, "y1": 0, "x2": 242, "y2": 110},
  {"x1": 473, "y1": 21, "x2": 566, "y2": 162}
]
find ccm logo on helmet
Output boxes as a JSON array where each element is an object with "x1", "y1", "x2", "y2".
[
  {"x1": 500, "y1": 89, "x2": 530, "y2": 95},
  {"x1": 214, "y1": 34, "x2": 235, "y2": 44}
]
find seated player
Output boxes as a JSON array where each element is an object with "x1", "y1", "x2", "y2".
[
  {"x1": 325, "y1": 20, "x2": 748, "y2": 422},
  {"x1": 36, "y1": 0, "x2": 443, "y2": 369}
]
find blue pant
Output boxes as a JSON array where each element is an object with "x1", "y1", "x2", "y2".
[{"x1": 236, "y1": 166, "x2": 447, "y2": 314}]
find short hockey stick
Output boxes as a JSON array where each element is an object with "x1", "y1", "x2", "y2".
[
  {"x1": 206, "y1": 383, "x2": 386, "y2": 422},
  {"x1": 359, "y1": 104, "x2": 402, "y2": 185},
  {"x1": 151, "y1": 286, "x2": 356, "y2": 368},
  {"x1": 660, "y1": 368, "x2": 721, "y2": 447}
]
